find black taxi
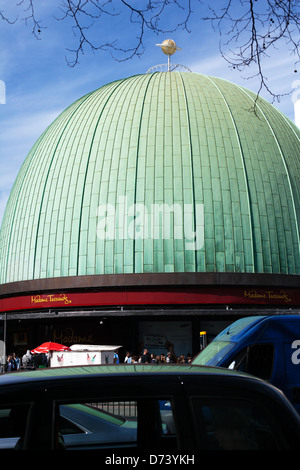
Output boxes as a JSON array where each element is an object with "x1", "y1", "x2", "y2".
[{"x1": 0, "y1": 364, "x2": 299, "y2": 451}]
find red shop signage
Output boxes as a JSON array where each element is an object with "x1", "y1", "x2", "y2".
[{"x1": 0, "y1": 286, "x2": 299, "y2": 312}]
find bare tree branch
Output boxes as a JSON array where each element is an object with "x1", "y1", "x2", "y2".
[
  {"x1": 55, "y1": 0, "x2": 119, "y2": 66},
  {"x1": 56, "y1": 0, "x2": 193, "y2": 65},
  {"x1": 17, "y1": 0, "x2": 45, "y2": 38},
  {"x1": 0, "y1": 9, "x2": 17, "y2": 24},
  {"x1": 204, "y1": 0, "x2": 300, "y2": 102},
  {"x1": 2, "y1": 1, "x2": 299, "y2": 100}
]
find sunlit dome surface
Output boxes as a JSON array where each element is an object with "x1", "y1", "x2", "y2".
[{"x1": 0, "y1": 72, "x2": 299, "y2": 283}]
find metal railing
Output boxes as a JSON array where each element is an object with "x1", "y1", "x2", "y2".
[{"x1": 91, "y1": 401, "x2": 137, "y2": 419}]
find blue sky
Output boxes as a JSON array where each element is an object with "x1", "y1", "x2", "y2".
[{"x1": 0, "y1": 0, "x2": 299, "y2": 224}]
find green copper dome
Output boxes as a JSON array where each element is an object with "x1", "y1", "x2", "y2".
[{"x1": 0, "y1": 72, "x2": 299, "y2": 283}]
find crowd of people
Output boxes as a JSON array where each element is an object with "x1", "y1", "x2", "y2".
[
  {"x1": 123, "y1": 348, "x2": 193, "y2": 364},
  {"x1": 3, "y1": 350, "x2": 49, "y2": 372},
  {"x1": 4, "y1": 352, "x2": 21, "y2": 372},
  {"x1": 3, "y1": 347, "x2": 194, "y2": 372}
]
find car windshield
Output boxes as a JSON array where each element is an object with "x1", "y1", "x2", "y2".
[{"x1": 193, "y1": 341, "x2": 237, "y2": 366}]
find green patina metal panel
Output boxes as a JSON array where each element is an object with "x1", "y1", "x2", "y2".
[{"x1": 0, "y1": 72, "x2": 299, "y2": 283}]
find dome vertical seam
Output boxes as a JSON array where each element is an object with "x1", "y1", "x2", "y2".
[
  {"x1": 245, "y1": 93, "x2": 300, "y2": 271},
  {"x1": 278, "y1": 113, "x2": 300, "y2": 267},
  {"x1": 132, "y1": 72, "x2": 156, "y2": 273},
  {"x1": 76, "y1": 79, "x2": 127, "y2": 276},
  {"x1": 1, "y1": 137, "x2": 41, "y2": 282},
  {"x1": 31, "y1": 94, "x2": 95, "y2": 279},
  {"x1": 205, "y1": 76, "x2": 256, "y2": 273},
  {"x1": 280, "y1": 115, "x2": 300, "y2": 144},
  {"x1": 178, "y1": 72, "x2": 198, "y2": 271}
]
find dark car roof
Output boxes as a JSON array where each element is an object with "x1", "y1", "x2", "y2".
[
  {"x1": 0, "y1": 363, "x2": 255, "y2": 384},
  {"x1": 0, "y1": 363, "x2": 295, "y2": 412}
]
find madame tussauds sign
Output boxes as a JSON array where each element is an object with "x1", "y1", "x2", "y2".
[
  {"x1": 31, "y1": 294, "x2": 72, "y2": 305},
  {"x1": 96, "y1": 197, "x2": 204, "y2": 251}
]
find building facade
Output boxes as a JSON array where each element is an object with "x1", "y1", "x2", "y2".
[{"x1": 0, "y1": 72, "x2": 299, "y2": 359}]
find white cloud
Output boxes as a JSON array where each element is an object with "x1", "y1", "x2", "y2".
[
  {"x1": 188, "y1": 48, "x2": 297, "y2": 122},
  {"x1": 0, "y1": 105, "x2": 63, "y2": 225}
]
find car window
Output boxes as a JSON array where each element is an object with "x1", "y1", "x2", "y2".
[
  {"x1": 57, "y1": 399, "x2": 176, "y2": 450},
  {"x1": 229, "y1": 343, "x2": 274, "y2": 380},
  {"x1": 191, "y1": 398, "x2": 288, "y2": 450},
  {"x1": 159, "y1": 400, "x2": 176, "y2": 435},
  {"x1": 0, "y1": 404, "x2": 31, "y2": 450}
]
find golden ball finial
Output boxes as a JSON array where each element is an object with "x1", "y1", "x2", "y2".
[{"x1": 156, "y1": 39, "x2": 182, "y2": 56}]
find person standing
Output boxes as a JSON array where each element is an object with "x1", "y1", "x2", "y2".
[
  {"x1": 113, "y1": 349, "x2": 120, "y2": 364},
  {"x1": 141, "y1": 348, "x2": 151, "y2": 363},
  {"x1": 6, "y1": 355, "x2": 12, "y2": 372},
  {"x1": 22, "y1": 350, "x2": 33, "y2": 369},
  {"x1": 166, "y1": 351, "x2": 174, "y2": 363},
  {"x1": 124, "y1": 351, "x2": 132, "y2": 364},
  {"x1": 12, "y1": 352, "x2": 20, "y2": 370},
  {"x1": 6, "y1": 354, "x2": 17, "y2": 372}
]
